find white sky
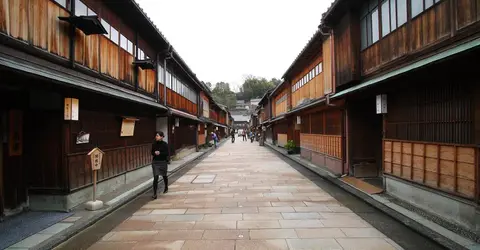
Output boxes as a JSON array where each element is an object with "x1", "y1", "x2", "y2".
[{"x1": 136, "y1": 0, "x2": 334, "y2": 92}]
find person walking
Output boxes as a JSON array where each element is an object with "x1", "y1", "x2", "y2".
[
  {"x1": 242, "y1": 130, "x2": 247, "y2": 141},
  {"x1": 230, "y1": 129, "x2": 235, "y2": 143},
  {"x1": 151, "y1": 131, "x2": 169, "y2": 199},
  {"x1": 211, "y1": 131, "x2": 218, "y2": 148}
]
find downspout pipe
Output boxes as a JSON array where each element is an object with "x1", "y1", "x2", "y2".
[
  {"x1": 319, "y1": 24, "x2": 336, "y2": 107},
  {"x1": 164, "y1": 44, "x2": 172, "y2": 107}
]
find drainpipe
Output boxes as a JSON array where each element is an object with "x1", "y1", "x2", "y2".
[
  {"x1": 69, "y1": 0, "x2": 76, "y2": 68},
  {"x1": 164, "y1": 44, "x2": 172, "y2": 106},
  {"x1": 319, "y1": 24, "x2": 336, "y2": 107}
]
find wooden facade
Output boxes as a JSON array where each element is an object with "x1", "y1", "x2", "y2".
[
  {"x1": 0, "y1": 0, "x2": 223, "y2": 216},
  {"x1": 319, "y1": 0, "x2": 480, "y2": 234},
  {"x1": 200, "y1": 92, "x2": 210, "y2": 118},
  {"x1": 384, "y1": 140, "x2": 476, "y2": 199},
  {"x1": 333, "y1": 11, "x2": 361, "y2": 87},
  {"x1": 273, "y1": 88, "x2": 289, "y2": 117},
  {"x1": 291, "y1": 54, "x2": 324, "y2": 108},
  {"x1": 0, "y1": 0, "x2": 157, "y2": 94}
]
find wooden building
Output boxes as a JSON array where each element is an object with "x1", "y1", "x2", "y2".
[
  {"x1": 0, "y1": 0, "x2": 223, "y2": 216},
  {"x1": 322, "y1": 0, "x2": 480, "y2": 236},
  {"x1": 269, "y1": 81, "x2": 292, "y2": 148},
  {"x1": 280, "y1": 30, "x2": 345, "y2": 175}
]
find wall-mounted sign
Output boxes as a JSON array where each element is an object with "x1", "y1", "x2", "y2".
[
  {"x1": 175, "y1": 118, "x2": 180, "y2": 127},
  {"x1": 376, "y1": 94, "x2": 387, "y2": 114},
  {"x1": 120, "y1": 117, "x2": 138, "y2": 137},
  {"x1": 88, "y1": 147, "x2": 105, "y2": 171},
  {"x1": 64, "y1": 98, "x2": 79, "y2": 121},
  {"x1": 198, "y1": 124, "x2": 201, "y2": 132},
  {"x1": 76, "y1": 131, "x2": 90, "y2": 144},
  {"x1": 296, "y1": 116, "x2": 301, "y2": 125}
]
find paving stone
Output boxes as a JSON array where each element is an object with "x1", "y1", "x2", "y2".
[
  {"x1": 164, "y1": 215, "x2": 204, "y2": 222},
  {"x1": 237, "y1": 221, "x2": 281, "y2": 229},
  {"x1": 336, "y1": 238, "x2": 398, "y2": 250},
  {"x1": 104, "y1": 231, "x2": 158, "y2": 241},
  {"x1": 279, "y1": 220, "x2": 324, "y2": 229},
  {"x1": 129, "y1": 215, "x2": 167, "y2": 222},
  {"x1": 153, "y1": 222, "x2": 196, "y2": 230},
  {"x1": 115, "y1": 220, "x2": 156, "y2": 231},
  {"x1": 132, "y1": 240, "x2": 184, "y2": 250},
  {"x1": 194, "y1": 221, "x2": 238, "y2": 230},
  {"x1": 88, "y1": 241, "x2": 137, "y2": 250},
  {"x1": 243, "y1": 213, "x2": 283, "y2": 220},
  {"x1": 293, "y1": 206, "x2": 332, "y2": 212},
  {"x1": 150, "y1": 209, "x2": 187, "y2": 215},
  {"x1": 185, "y1": 208, "x2": 222, "y2": 214},
  {"x1": 82, "y1": 141, "x2": 405, "y2": 250},
  {"x1": 63, "y1": 216, "x2": 82, "y2": 222},
  {"x1": 286, "y1": 239, "x2": 342, "y2": 250},
  {"x1": 340, "y1": 228, "x2": 386, "y2": 238},
  {"x1": 238, "y1": 201, "x2": 272, "y2": 207},
  {"x1": 250, "y1": 229, "x2": 298, "y2": 239},
  {"x1": 181, "y1": 240, "x2": 235, "y2": 250},
  {"x1": 235, "y1": 239, "x2": 289, "y2": 250},
  {"x1": 321, "y1": 218, "x2": 369, "y2": 228},
  {"x1": 281, "y1": 212, "x2": 322, "y2": 220},
  {"x1": 203, "y1": 230, "x2": 249, "y2": 240},
  {"x1": 39, "y1": 223, "x2": 73, "y2": 234},
  {"x1": 9, "y1": 234, "x2": 53, "y2": 248},
  {"x1": 154, "y1": 230, "x2": 204, "y2": 240},
  {"x1": 295, "y1": 228, "x2": 346, "y2": 238},
  {"x1": 222, "y1": 207, "x2": 258, "y2": 214},
  {"x1": 271, "y1": 202, "x2": 306, "y2": 207},
  {"x1": 202, "y1": 214, "x2": 243, "y2": 221},
  {"x1": 258, "y1": 207, "x2": 295, "y2": 213}
]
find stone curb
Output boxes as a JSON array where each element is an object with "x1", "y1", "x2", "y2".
[
  {"x1": 34, "y1": 140, "x2": 227, "y2": 250},
  {"x1": 265, "y1": 142, "x2": 472, "y2": 250}
]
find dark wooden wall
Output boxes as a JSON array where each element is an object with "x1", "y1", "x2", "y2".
[
  {"x1": 334, "y1": 11, "x2": 361, "y2": 87},
  {"x1": 361, "y1": 0, "x2": 480, "y2": 76},
  {"x1": 0, "y1": 0, "x2": 157, "y2": 96},
  {"x1": 166, "y1": 89, "x2": 198, "y2": 115}
]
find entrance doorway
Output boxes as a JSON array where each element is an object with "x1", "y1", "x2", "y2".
[{"x1": 348, "y1": 96, "x2": 384, "y2": 188}]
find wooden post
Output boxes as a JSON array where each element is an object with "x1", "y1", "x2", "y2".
[
  {"x1": 86, "y1": 147, "x2": 104, "y2": 211},
  {"x1": 93, "y1": 170, "x2": 97, "y2": 201}
]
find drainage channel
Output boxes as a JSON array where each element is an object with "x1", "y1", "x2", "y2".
[{"x1": 54, "y1": 146, "x2": 219, "y2": 250}]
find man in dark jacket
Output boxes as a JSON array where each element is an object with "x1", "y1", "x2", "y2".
[{"x1": 151, "y1": 131, "x2": 169, "y2": 199}]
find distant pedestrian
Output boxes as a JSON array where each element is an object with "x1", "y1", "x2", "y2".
[
  {"x1": 211, "y1": 132, "x2": 218, "y2": 148},
  {"x1": 151, "y1": 131, "x2": 169, "y2": 199},
  {"x1": 230, "y1": 129, "x2": 235, "y2": 143},
  {"x1": 242, "y1": 130, "x2": 247, "y2": 141}
]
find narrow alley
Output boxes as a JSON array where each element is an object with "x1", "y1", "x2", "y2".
[{"x1": 57, "y1": 141, "x2": 445, "y2": 250}]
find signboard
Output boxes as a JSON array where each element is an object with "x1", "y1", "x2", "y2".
[
  {"x1": 76, "y1": 131, "x2": 90, "y2": 144},
  {"x1": 120, "y1": 117, "x2": 138, "y2": 137},
  {"x1": 175, "y1": 118, "x2": 180, "y2": 127},
  {"x1": 64, "y1": 98, "x2": 79, "y2": 121},
  {"x1": 88, "y1": 147, "x2": 104, "y2": 170},
  {"x1": 296, "y1": 116, "x2": 301, "y2": 125},
  {"x1": 376, "y1": 94, "x2": 387, "y2": 114}
]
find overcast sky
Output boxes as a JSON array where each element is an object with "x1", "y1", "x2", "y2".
[{"x1": 136, "y1": 0, "x2": 334, "y2": 92}]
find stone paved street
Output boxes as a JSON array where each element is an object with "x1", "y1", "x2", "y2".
[{"x1": 86, "y1": 141, "x2": 403, "y2": 250}]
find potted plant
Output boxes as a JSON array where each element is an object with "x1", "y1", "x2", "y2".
[{"x1": 285, "y1": 140, "x2": 296, "y2": 155}]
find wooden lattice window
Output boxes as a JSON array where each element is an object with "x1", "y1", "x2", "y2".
[{"x1": 385, "y1": 81, "x2": 473, "y2": 145}]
